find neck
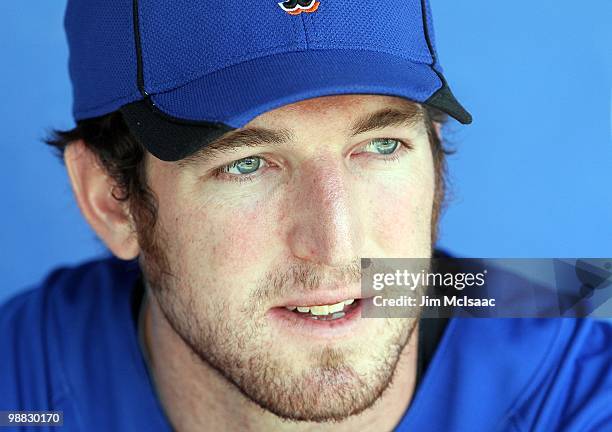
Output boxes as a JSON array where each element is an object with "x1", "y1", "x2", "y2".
[{"x1": 141, "y1": 293, "x2": 419, "y2": 432}]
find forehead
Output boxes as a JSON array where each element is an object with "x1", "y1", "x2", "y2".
[{"x1": 246, "y1": 94, "x2": 421, "y2": 129}]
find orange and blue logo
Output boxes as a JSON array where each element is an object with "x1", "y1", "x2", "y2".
[{"x1": 278, "y1": 0, "x2": 320, "y2": 15}]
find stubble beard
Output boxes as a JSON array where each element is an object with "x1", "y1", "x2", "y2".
[{"x1": 139, "y1": 228, "x2": 418, "y2": 423}]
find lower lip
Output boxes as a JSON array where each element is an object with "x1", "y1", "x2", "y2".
[{"x1": 267, "y1": 300, "x2": 367, "y2": 340}]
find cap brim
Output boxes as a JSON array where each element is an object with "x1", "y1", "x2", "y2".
[{"x1": 121, "y1": 49, "x2": 471, "y2": 161}]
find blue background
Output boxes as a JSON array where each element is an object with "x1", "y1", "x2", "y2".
[{"x1": 1, "y1": 0, "x2": 610, "y2": 303}]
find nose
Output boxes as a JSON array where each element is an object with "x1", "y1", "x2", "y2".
[{"x1": 286, "y1": 158, "x2": 363, "y2": 267}]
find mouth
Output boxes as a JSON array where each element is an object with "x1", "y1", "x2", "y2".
[
  {"x1": 283, "y1": 298, "x2": 359, "y2": 321},
  {"x1": 267, "y1": 297, "x2": 370, "y2": 340}
]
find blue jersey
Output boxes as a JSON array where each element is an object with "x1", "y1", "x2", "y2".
[{"x1": 1, "y1": 257, "x2": 611, "y2": 431}]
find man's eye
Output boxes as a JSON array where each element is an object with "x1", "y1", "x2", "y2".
[
  {"x1": 221, "y1": 156, "x2": 266, "y2": 175},
  {"x1": 363, "y1": 138, "x2": 401, "y2": 155}
]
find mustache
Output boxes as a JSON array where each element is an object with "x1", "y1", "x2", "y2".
[{"x1": 251, "y1": 260, "x2": 362, "y2": 306}]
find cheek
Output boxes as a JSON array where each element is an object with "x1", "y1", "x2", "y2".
[
  {"x1": 147, "y1": 163, "x2": 283, "y2": 305},
  {"x1": 209, "y1": 207, "x2": 273, "y2": 268},
  {"x1": 164, "y1": 196, "x2": 282, "y2": 283},
  {"x1": 361, "y1": 161, "x2": 435, "y2": 255}
]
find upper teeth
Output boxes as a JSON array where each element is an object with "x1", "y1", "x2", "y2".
[{"x1": 286, "y1": 299, "x2": 356, "y2": 315}]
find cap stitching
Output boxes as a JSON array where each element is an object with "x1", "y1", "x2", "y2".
[{"x1": 299, "y1": 14, "x2": 310, "y2": 49}]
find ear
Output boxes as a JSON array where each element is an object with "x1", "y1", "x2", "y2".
[
  {"x1": 64, "y1": 140, "x2": 140, "y2": 260},
  {"x1": 433, "y1": 122, "x2": 443, "y2": 141}
]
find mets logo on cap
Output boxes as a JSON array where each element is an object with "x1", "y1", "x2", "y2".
[{"x1": 278, "y1": 0, "x2": 320, "y2": 15}]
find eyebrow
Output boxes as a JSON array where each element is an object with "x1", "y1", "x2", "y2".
[
  {"x1": 177, "y1": 104, "x2": 424, "y2": 168},
  {"x1": 350, "y1": 105, "x2": 424, "y2": 136},
  {"x1": 177, "y1": 127, "x2": 293, "y2": 168}
]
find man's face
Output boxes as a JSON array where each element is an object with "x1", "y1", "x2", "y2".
[{"x1": 141, "y1": 95, "x2": 435, "y2": 421}]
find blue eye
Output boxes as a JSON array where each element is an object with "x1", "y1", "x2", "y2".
[
  {"x1": 365, "y1": 138, "x2": 400, "y2": 155},
  {"x1": 223, "y1": 156, "x2": 264, "y2": 175}
]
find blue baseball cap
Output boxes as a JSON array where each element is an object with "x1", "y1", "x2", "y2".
[{"x1": 65, "y1": 0, "x2": 472, "y2": 161}]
